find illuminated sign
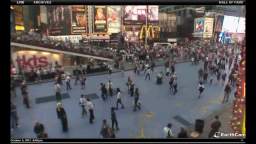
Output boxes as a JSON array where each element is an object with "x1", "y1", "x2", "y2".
[
  {"x1": 107, "y1": 6, "x2": 121, "y2": 34},
  {"x1": 203, "y1": 18, "x2": 214, "y2": 38},
  {"x1": 71, "y1": 5, "x2": 87, "y2": 34},
  {"x1": 194, "y1": 18, "x2": 204, "y2": 33},
  {"x1": 94, "y1": 6, "x2": 107, "y2": 33},
  {"x1": 139, "y1": 25, "x2": 160, "y2": 39},
  {"x1": 47, "y1": 6, "x2": 71, "y2": 35},
  {"x1": 13, "y1": 51, "x2": 62, "y2": 70}
]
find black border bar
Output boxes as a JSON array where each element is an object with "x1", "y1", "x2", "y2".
[{"x1": 10, "y1": 0, "x2": 246, "y2": 5}]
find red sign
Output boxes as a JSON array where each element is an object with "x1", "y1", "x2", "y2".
[{"x1": 16, "y1": 55, "x2": 48, "y2": 69}]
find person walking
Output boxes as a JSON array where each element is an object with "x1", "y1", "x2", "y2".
[
  {"x1": 177, "y1": 127, "x2": 188, "y2": 138},
  {"x1": 169, "y1": 76, "x2": 174, "y2": 95},
  {"x1": 221, "y1": 72, "x2": 227, "y2": 84},
  {"x1": 22, "y1": 90, "x2": 30, "y2": 108},
  {"x1": 74, "y1": 71, "x2": 80, "y2": 85},
  {"x1": 145, "y1": 67, "x2": 151, "y2": 80},
  {"x1": 198, "y1": 68, "x2": 204, "y2": 82},
  {"x1": 65, "y1": 75, "x2": 72, "y2": 91},
  {"x1": 116, "y1": 88, "x2": 124, "y2": 109},
  {"x1": 87, "y1": 98, "x2": 95, "y2": 124},
  {"x1": 100, "y1": 83, "x2": 107, "y2": 101},
  {"x1": 111, "y1": 107, "x2": 119, "y2": 131},
  {"x1": 100, "y1": 119, "x2": 110, "y2": 138},
  {"x1": 55, "y1": 83, "x2": 62, "y2": 102},
  {"x1": 79, "y1": 95, "x2": 87, "y2": 117},
  {"x1": 208, "y1": 115, "x2": 222, "y2": 138},
  {"x1": 203, "y1": 70, "x2": 208, "y2": 84},
  {"x1": 130, "y1": 83, "x2": 135, "y2": 97},
  {"x1": 108, "y1": 80, "x2": 113, "y2": 97},
  {"x1": 56, "y1": 103, "x2": 68, "y2": 132},
  {"x1": 223, "y1": 83, "x2": 232, "y2": 103},
  {"x1": 198, "y1": 82, "x2": 205, "y2": 99},
  {"x1": 81, "y1": 75, "x2": 86, "y2": 90},
  {"x1": 33, "y1": 122, "x2": 45, "y2": 138},
  {"x1": 11, "y1": 102, "x2": 19, "y2": 131},
  {"x1": 173, "y1": 78, "x2": 178, "y2": 95},
  {"x1": 163, "y1": 123, "x2": 173, "y2": 138},
  {"x1": 133, "y1": 88, "x2": 141, "y2": 111}
]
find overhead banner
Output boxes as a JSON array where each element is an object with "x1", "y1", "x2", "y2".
[
  {"x1": 214, "y1": 15, "x2": 224, "y2": 33},
  {"x1": 107, "y1": 6, "x2": 121, "y2": 34},
  {"x1": 71, "y1": 5, "x2": 87, "y2": 34},
  {"x1": 94, "y1": 6, "x2": 107, "y2": 33},
  {"x1": 203, "y1": 18, "x2": 214, "y2": 38},
  {"x1": 47, "y1": 5, "x2": 71, "y2": 36},
  {"x1": 194, "y1": 18, "x2": 204, "y2": 33}
]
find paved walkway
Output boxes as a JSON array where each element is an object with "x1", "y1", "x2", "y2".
[{"x1": 11, "y1": 61, "x2": 237, "y2": 138}]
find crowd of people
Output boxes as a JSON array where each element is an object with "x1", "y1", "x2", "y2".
[{"x1": 11, "y1": 35, "x2": 245, "y2": 138}]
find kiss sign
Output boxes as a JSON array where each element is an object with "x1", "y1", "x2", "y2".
[{"x1": 16, "y1": 55, "x2": 48, "y2": 69}]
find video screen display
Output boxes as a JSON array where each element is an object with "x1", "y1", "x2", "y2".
[
  {"x1": 194, "y1": 18, "x2": 204, "y2": 33},
  {"x1": 124, "y1": 6, "x2": 158, "y2": 23},
  {"x1": 222, "y1": 15, "x2": 239, "y2": 33},
  {"x1": 107, "y1": 6, "x2": 121, "y2": 34},
  {"x1": 203, "y1": 18, "x2": 214, "y2": 38},
  {"x1": 94, "y1": 6, "x2": 107, "y2": 32},
  {"x1": 214, "y1": 15, "x2": 224, "y2": 32},
  {"x1": 71, "y1": 5, "x2": 87, "y2": 34},
  {"x1": 47, "y1": 5, "x2": 71, "y2": 35},
  {"x1": 237, "y1": 17, "x2": 245, "y2": 33}
]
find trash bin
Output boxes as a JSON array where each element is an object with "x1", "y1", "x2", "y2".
[{"x1": 195, "y1": 119, "x2": 204, "y2": 133}]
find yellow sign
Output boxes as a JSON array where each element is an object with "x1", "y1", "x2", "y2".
[{"x1": 139, "y1": 25, "x2": 160, "y2": 39}]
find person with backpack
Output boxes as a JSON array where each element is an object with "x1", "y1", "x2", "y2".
[{"x1": 198, "y1": 82, "x2": 205, "y2": 99}]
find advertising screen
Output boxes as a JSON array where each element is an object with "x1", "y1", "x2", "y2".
[
  {"x1": 13, "y1": 5, "x2": 24, "y2": 30},
  {"x1": 107, "y1": 6, "x2": 121, "y2": 34},
  {"x1": 203, "y1": 18, "x2": 214, "y2": 38},
  {"x1": 94, "y1": 6, "x2": 107, "y2": 33},
  {"x1": 215, "y1": 15, "x2": 224, "y2": 32},
  {"x1": 47, "y1": 6, "x2": 71, "y2": 35},
  {"x1": 222, "y1": 15, "x2": 239, "y2": 33},
  {"x1": 71, "y1": 5, "x2": 87, "y2": 34},
  {"x1": 148, "y1": 6, "x2": 158, "y2": 22},
  {"x1": 124, "y1": 6, "x2": 159, "y2": 23},
  {"x1": 237, "y1": 17, "x2": 245, "y2": 33},
  {"x1": 194, "y1": 18, "x2": 204, "y2": 33}
]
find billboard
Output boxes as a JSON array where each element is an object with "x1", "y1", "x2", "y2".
[
  {"x1": 71, "y1": 5, "x2": 87, "y2": 34},
  {"x1": 214, "y1": 15, "x2": 224, "y2": 32},
  {"x1": 124, "y1": 6, "x2": 159, "y2": 24},
  {"x1": 222, "y1": 15, "x2": 239, "y2": 33},
  {"x1": 203, "y1": 18, "x2": 214, "y2": 38},
  {"x1": 107, "y1": 6, "x2": 121, "y2": 34},
  {"x1": 13, "y1": 5, "x2": 25, "y2": 31},
  {"x1": 148, "y1": 6, "x2": 158, "y2": 22},
  {"x1": 194, "y1": 18, "x2": 204, "y2": 33},
  {"x1": 237, "y1": 17, "x2": 245, "y2": 33},
  {"x1": 94, "y1": 6, "x2": 107, "y2": 33},
  {"x1": 47, "y1": 6, "x2": 71, "y2": 35}
]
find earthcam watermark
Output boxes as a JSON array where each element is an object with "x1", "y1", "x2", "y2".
[{"x1": 214, "y1": 132, "x2": 246, "y2": 138}]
